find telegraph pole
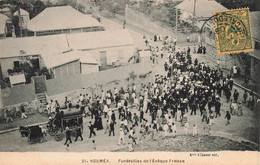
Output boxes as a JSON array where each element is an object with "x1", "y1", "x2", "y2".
[
  {"x1": 175, "y1": 7, "x2": 178, "y2": 33},
  {"x1": 123, "y1": 4, "x2": 128, "y2": 29},
  {"x1": 18, "y1": 7, "x2": 22, "y2": 37},
  {"x1": 192, "y1": 0, "x2": 196, "y2": 31}
]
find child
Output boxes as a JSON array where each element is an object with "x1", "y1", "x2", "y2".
[
  {"x1": 184, "y1": 122, "x2": 189, "y2": 135},
  {"x1": 237, "y1": 102, "x2": 242, "y2": 116},
  {"x1": 133, "y1": 113, "x2": 139, "y2": 126},
  {"x1": 225, "y1": 111, "x2": 231, "y2": 126},
  {"x1": 66, "y1": 144, "x2": 70, "y2": 152},
  {"x1": 104, "y1": 120, "x2": 110, "y2": 134},
  {"x1": 172, "y1": 123, "x2": 176, "y2": 137},
  {"x1": 128, "y1": 135, "x2": 134, "y2": 152},
  {"x1": 192, "y1": 124, "x2": 198, "y2": 137},
  {"x1": 118, "y1": 127, "x2": 126, "y2": 145},
  {"x1": 92, "y1": 140, "x2": 96, "y2": 150}
]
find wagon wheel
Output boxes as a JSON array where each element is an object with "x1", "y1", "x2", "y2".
[
  {"x1": 29, "y1": 138, "x2": 35, "y2": 144},
  {"x1": 39, "y1": 136, "x2": 44, "y2": 143},
  {"x1": 55, "y1": 132, "x2": 64, "y2": 141},
  {"x1": 48, "y1": 128, "x2": 57, "y2": 136}
]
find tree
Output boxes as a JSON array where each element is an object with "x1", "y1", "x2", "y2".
[
  {"x1": 31, "y1": 0, "x2": 46, "y2": 18},
  {"x1": 99, "y1": 0, "x2": 130, "y2": 16}
]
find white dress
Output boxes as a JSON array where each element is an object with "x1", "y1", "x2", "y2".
[
  {"x1": 176, "y1": 110, "x2": 182, "y2": 122},
  {"x1": 143, "y1": 99, "x2": 148, "y2": 112}
]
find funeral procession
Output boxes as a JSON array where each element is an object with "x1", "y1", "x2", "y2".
[{"x1": 0, "y1": 0, "x2": 259, "y2": 152}]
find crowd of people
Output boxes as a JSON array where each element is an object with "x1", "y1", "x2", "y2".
[{"x1": 50, "y1": 35, "x2": 257, "y2": 151}]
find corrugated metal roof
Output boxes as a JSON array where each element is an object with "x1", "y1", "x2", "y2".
[
  {"x1": 43, "y1": 50, "x2": 98, "y2": 67},
  {"x1": 27, "y1": 6, "x2": 101, "y2": 32},
  {"x1": 68, "y1": 29, "x2": 134, "y2": 50},
  {"x1": 176, "y1": 0, "x2": 227, "y2": 18},
  {"x1": 0, "y1": 30, "x2": 134, "y2": 59},
  {"x1": 76, "y1": 51, "x2": 98, "y2": 64},
  {"x1": 0, "y1": 34, "x2": 69, "y2": 58},
  {"x1": 42, "y1": 50, "x2": 80, "y2": 69}
]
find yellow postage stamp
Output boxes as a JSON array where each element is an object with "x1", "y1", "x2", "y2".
[{"x1": 212, "y1": 8, "x2": 254, "y2": 55}]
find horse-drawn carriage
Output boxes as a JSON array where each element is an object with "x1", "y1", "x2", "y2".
[
  {"x1": 47, "y1": 108, "x2": 83, "y2": 141},
  {"x1": 19, "y1": 125, "x2": 47, "y2": 144}
]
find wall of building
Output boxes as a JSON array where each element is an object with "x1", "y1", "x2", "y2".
[
  {"x1": 52, "y1": 61, "x2": 80, "y2": 78},
  {"x1": 0, "y1": 55, "x2": 41, "y2": 78},
  {"x1": 87, "y1": 45, "x2": 135, "y2": 66},
  {"x1": 1, "y1": 61, "x2": 154, "y2": 107},
  {"x1": 81, "y1": 63, "x2": 99, "y2": 74},
  {"x1": 46, "y1": 73, "x2": 82, "y2": 96},
  {"x1": 1, "y1": 82, "x2": 36, "y2": 106}
]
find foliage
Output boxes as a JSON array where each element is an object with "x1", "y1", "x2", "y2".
[
  {"x1": 98, "y1": 0, "x2": 130, "y2": 16},
  {"x1": 39, "y1": 67, "x2": 51, "y2": 79},
  {"x1": 216, "y1": 0, "x2": 258, "y2": 11},
  {"x1": 56, "y1": 0, "x2": 86, "y2": 13},
  {"x1": 132, "y1": 1, "x2": 182, "y2": 27}
]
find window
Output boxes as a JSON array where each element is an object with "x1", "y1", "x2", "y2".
[{"x1": 13, "y1": 61, "x2": 20, "y2": 68}]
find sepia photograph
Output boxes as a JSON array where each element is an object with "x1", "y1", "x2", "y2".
[{"x1": 0, "y1": 0, "x2": 259, "y2": 160}]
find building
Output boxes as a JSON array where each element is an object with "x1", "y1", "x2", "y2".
[
  {"x1": 176, "y1": 0, "x2": 227, "y2": 28},
  {"x1": 67, "y1": 30, "x2": 135, "y2": 68},
  {"x1": 0, "y1": 29, "x2": 135, "y2": 79},
  {"x1": 248, "y1": 11, "x2": 260, "y2": 90},
  {"x1": 9, "y1": 73, "x2": 26, "y2": 87},
  {"x1": 77, "y1": 51, "x2": 99, "y2": 74},
  {"x1": 27, "y1": 6, "x2": 104, "y2": 36},
  {"x1": 42, "y1": 50, "x2": 80, "y2": 78},
  {"x1": 42, "y1": 50, "x2": 99, "y2": 78},
  {"x1": 0, "y1": 14, "x2": 8, "y2": 38},
  {"x1": 14, "y1": 8, "x2": 30, "y2": 30},
  {"x1": 0, "y1": 34, "x2": 69, "y2": 78}
]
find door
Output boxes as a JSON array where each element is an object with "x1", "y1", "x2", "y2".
[{"x1": 99, "y1": 51, "x2": 107, "y2": 70}]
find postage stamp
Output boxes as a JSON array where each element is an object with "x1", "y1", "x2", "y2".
[{"x1": 212, "y1": 8, "x2": 254, "y2": 55}]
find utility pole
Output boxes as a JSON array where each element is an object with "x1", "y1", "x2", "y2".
[
  {"x1": 175, "y1": 7, "x2": 178, "y2": 33},
  {"x1": 123, "y1": 4, "x2": 128, "y2": 29},
  {"x1": 18, "y1": 7, "x2": 22, "y2": 37},
  {"x1": 192, "y1": 0, "x2": 196, "y2": 31}
]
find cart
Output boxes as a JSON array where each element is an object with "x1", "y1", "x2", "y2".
[
  {"x1": 47, "y1": 108, "x2": 84, "y2": 141},
  {"x1": 27, "y1": 125, "x2": 46, "y2": 144}
]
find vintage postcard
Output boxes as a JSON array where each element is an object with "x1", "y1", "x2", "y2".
[{"x1": 0, "y1": 0, "x2": 259, "y2": 165}]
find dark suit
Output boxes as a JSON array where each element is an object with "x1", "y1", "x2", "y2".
[{"x1": 75, "y1": 127, "x2": 83, "y2": 141}]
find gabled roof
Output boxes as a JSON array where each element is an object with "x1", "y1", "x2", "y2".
[
  {"x1": 27, "y1": 6, "x2": 101, "y2": 32},
  {"x1": 14, "y1": 8, "x2": 29, "y2": 16},
  {"x1": 42, "y1": 50, "x2": 80, "y2": 69},
  {"x1": 176, "y1": 0, "x2": 227, "y2": 18},
  {"x1": 0, "y1": 34, "x2": 69, "y2": 58},
  {"x1": 0, "y1": 30, "x2": 134, "y2": 59},
  {"x1": 76, "y1": 51, "x2": 98, "y2": 64},
  {"x1": 250, "y1": 11, "x2": 260, "y2": 42}
]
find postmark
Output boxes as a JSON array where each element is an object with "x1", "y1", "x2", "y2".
[{"x1": 212, "y1": 8, "x2": 254, "y2": 55}]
